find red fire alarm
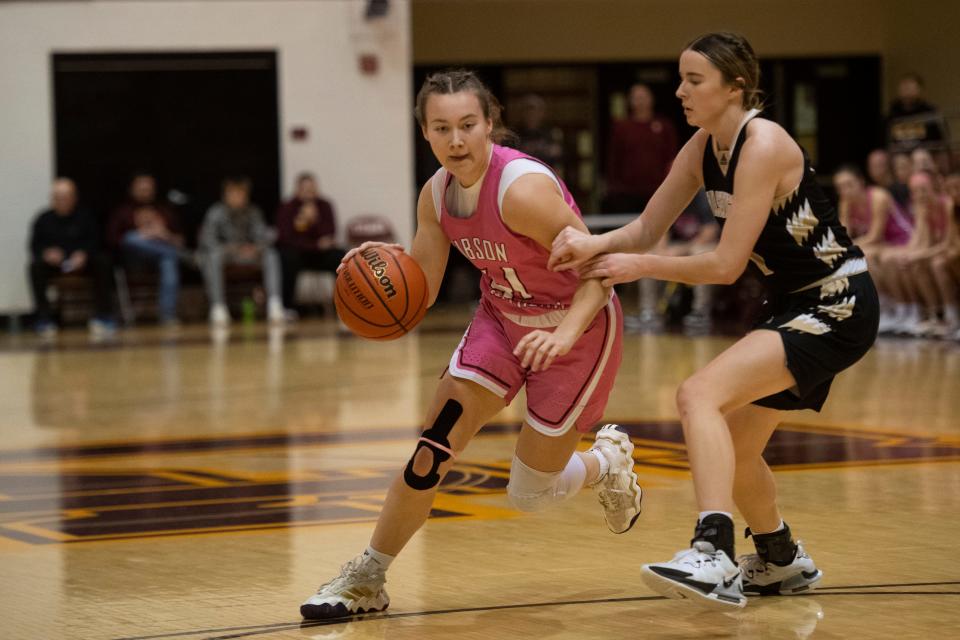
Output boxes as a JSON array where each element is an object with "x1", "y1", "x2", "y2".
[
  {"x1": 290, "y1": 126, "x2": 309, "y2": 141},
  {"x1": 359, "y1": 53, "x2": 379, "y2": 75}
]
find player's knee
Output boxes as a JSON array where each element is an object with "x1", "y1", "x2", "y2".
[
  {"x1": 403, "y1": 399, "x2": 464, "y2": 491},
  {"x1": 676, "y1": 376, "x2": 706, "y2": 418},
  {"x1": 507, "y1": 483, "x2": 552, "y2": 512},
  {"x1": 506, "y1": 457, "x2": 560, "y2": 513},
  {"x1": 409, "y1": 448, "x2": 437, "y2": 478}
]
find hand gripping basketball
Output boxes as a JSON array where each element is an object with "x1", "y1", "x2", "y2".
[{"x1": 335, "y1": 244, "x2": 429, "y2": 340}]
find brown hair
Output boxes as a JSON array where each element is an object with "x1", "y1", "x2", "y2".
[
  {"x1": 835, "y1": 163, "x2": 865, "y2": 183},
  {"x1": 685, "y1": 32, "x2": 763, "y2": 110},
  {"x1": 221, "y1": 175, "x2": 252, "y2": 194},
  {"x1": 414, "y1": 69, "x2": 516, "y2": 144}
]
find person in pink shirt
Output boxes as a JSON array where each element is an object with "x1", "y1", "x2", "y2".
[
  {"x1": 883, "y1": 171, "x2": 957, "y2": 336},
  {"x1": 932, "y1": 172, "x2": 960, "y2": 339},
  {"x1": 834, "y1": 164, "x2": 913, "y2": 331},
  {"x1": 300, "y1": 70, "x2": 640, "y2": 620}
]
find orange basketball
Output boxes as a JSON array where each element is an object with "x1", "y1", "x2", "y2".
[{"x1": 335, "y1": 246, "x2": 429, "y2": 340}]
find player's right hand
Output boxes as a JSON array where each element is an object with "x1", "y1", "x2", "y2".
[
  {"x1": 548, "y1": 226, "x2": 604, "y2": 272},
  {"x1": 338, "y1": 241, "x2": 405, "y2": 274}
]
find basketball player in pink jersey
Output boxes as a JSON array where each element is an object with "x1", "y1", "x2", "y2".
[{"x1": 300, "y1": 70, "x2": 642, "y2": 620}]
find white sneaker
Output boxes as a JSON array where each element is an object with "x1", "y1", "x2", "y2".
[
  {"x1": 623, "y1": 309, "x2": 663, "y2": 333},
  {"x1": 301, "y1": 554, "x2": 390, "y2": 620},
  {"x1": 267, "y1": 297, "x2": 287, "y2": 324},
  {"x1": 35, "y1": 320, "x2": 58, "y2": 339},
  {"x1": 682, "y1": 311, "x2": 712, "y2": 332},
  {"x1": 589, "y1": 424, "x2": 642, "y2": 534},
  {"x1": 641, "y1": 542, "x2": 746, "y2": 610},
  {"x1": 908, "y1": 319, "x2": 940, "y2": 338},
  {"x1": 210, "y1": 304, "x2": 230, "y2": 327},
  {"x1": 896, "y1": 309, "x2": 922, "y2": 336},
  {"x1": 877, "y1": 311, "x2": 899, "y2": 334},
  {"x1": 738, "y1": 541, "x2": 822, "y2": 596},
  {"x1": 87, "y1": 317, "x2": 118, "y2": 339}
]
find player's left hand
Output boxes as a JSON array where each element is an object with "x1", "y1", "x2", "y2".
[
  {"x1": 579, "y1": 253, "x2": 644, "y2": 287},
  {"x1": 513, "y1": 329, "x2": 576, "y2": 372}
]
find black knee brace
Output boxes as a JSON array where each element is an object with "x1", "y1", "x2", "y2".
[{"x1": 403, "y1": 400, "x2": 463, "y2": 490}]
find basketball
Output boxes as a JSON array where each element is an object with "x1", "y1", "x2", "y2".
[{"x1": 335, "y1": 246, "x2": 429, "y2": 340}]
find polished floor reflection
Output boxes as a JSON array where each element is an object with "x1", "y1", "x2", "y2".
[{"x1": 1, "y1": 313, "x2": 958, "y2": 639}]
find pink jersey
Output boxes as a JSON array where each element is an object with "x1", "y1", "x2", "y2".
[
  {"x1": 848, "y1": 186, "x2": 912, "y2": 246},
  {"x1": 927, "y1": 195, "x2": 951, "y2": 243},
  {"x1": 438, "y1": 145, "x2": 581, "y2": 319},
  {"x1": 846, "y1": 189, "x2": 875, "y2": 238}
]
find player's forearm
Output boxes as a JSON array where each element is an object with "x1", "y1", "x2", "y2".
[
  {"x1": 601, "y1": 218, "x2": 659, "y2": 255},
  {"x1": 635, "y1": 251, "x2": 744, "y2": 286},
  {"x1": 554, "y1": 278, "x2": 610, "y2": 343}
]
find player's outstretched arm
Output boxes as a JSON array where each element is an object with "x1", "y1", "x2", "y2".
[
  {"x1": 579, "y1": 133, "x2": 782, "y2": 287},
  {"x1": 548, "y1": 132, "x2": 706, "y2": 272}
]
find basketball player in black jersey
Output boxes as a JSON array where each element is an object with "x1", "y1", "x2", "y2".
[{"x1": 550, "y1": 32, "x2": 879, "y2": 609}]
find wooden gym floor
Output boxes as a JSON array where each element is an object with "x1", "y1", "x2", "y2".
[{"x1": 1, "y1": 308, "x2": 958, "y2": 639}]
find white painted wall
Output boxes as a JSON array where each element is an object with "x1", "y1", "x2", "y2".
[{"x1": 0, "y1": 0, "x2": 413, "y2": 313}]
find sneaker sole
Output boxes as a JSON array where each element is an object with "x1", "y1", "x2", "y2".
[
  {"x1": 641, "y1": 566, "x2": 746, "y2": 611},
  {"x1": 300, "y1": 601, "x2": 389, "y2": 620},
  {"x1": 744, "y1": 569, "x2": 822, "y2": 597},
  {"x1": 596, "y1": 425, "x2": 643, "y2": 534}
]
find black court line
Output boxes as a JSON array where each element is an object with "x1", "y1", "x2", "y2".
[
  {"x1": 109, "y1": 581, "x2": 960, "y2": 640},
  {"x1": 816, "y1": 580, "x2": 960, "y2": 590}
]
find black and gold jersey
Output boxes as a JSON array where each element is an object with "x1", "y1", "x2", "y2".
[{"x1": 702, "y1": 109, "x2": 865, "y2": 295}]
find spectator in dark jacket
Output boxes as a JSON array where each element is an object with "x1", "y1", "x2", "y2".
[
  {"x1": 275, "y1": 173, "x2": 346, "y2": 311},
  {"x1": 28, "y1": 178, "x2": 115, "y2": 336},
  {"x1": 885, "y1": 73, "x2": 948, "y2": 154}
]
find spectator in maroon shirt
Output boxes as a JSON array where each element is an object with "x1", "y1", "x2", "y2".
[
  {"x1": 603, "y1": 83, "x2": 678, "y2": 213},
  {"x1": 106, "y1": 173, "x2": 186, "y2": 325},
  {"x1": 275, "y1": 172, "x2": 346, "y2": 311}
]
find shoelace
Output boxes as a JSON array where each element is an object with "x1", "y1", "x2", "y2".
[
  {"x1": 738, "y1": 554, "x2": 769, "y2": 578},
  {"x1": 672, "y1": 545, "x2": 721, "y2": 568},
  {"x1": 317, "y1": 557, "x2": 380, "y2": 593}
]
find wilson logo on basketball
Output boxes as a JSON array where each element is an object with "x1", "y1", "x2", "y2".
[{"x1": 361, "y1": 248, "x2": 398, "y2": 299}]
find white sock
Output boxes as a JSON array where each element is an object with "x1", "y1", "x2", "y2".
[
  {"x1": 698, "y1": 510, "x2": 734, "y2": 523},
  {"x1": 753, "y1": 519, "x2": 786, "y2": 535},
  {"x1": 587, "y1": 448, "x2": 610, "y2": 484},
  {"x1": 559, "y1": 453, "x2": 588, "y2": 497},
  {"x1": 363, "y1": 546, "x2": 394, "y2": 571}
]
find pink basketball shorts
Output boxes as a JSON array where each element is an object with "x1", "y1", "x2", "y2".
[{"x1": 447, "y1": 295, "x2": 623, "y2": 436}]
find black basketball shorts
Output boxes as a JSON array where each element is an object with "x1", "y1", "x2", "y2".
[{"x1": 753, "y1": 271, "x2": 879, "y2": 412}]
